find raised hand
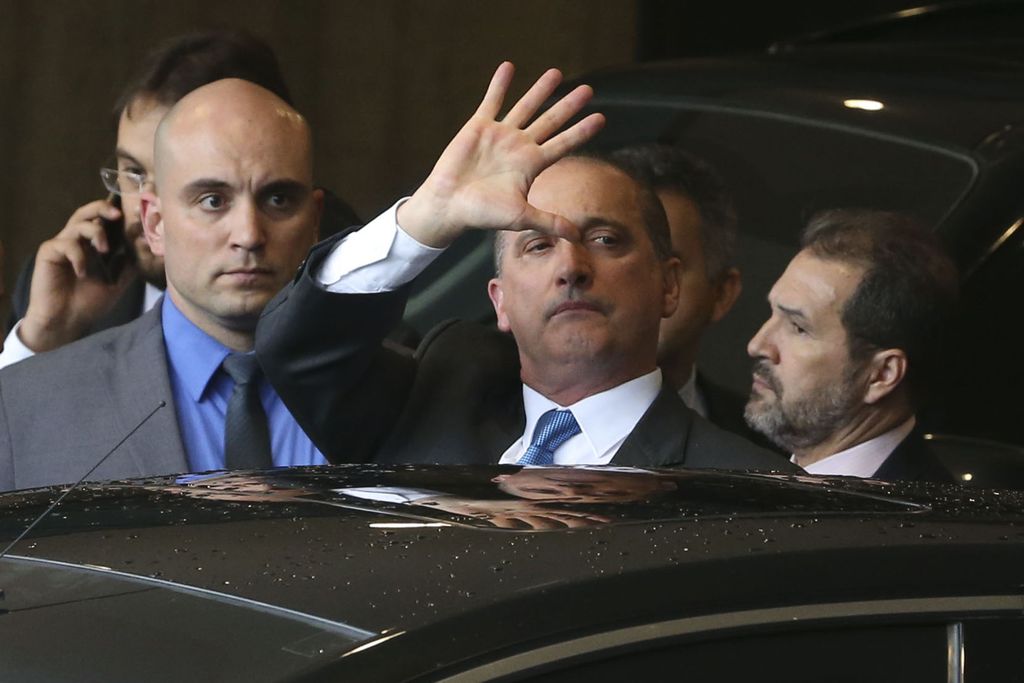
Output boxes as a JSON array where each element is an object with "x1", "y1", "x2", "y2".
[
  {"x1": 18, "y1": 198, "x2": 136, "y2": 353},
  {"x1": 397, "y1": 62, "x2": 605, "y2": 248}
]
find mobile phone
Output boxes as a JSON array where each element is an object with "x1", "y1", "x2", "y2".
[{"x1": 86, "y1": 194, "x2": 132, "y2": 284}]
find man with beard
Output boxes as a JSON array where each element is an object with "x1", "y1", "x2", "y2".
[
  {"x1": 0, "y1": 79, "x2": 326, "y2": 491},
  {"x1": 0, "y1": 29, "x2": 295, "y2": 369},
  {"x1": 744, "y1": 209, "x2": 957, "y2": 482}
]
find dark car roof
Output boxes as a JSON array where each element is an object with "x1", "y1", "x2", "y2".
[
  {"x1": 2, "y1": 466, "x2": 1024, "y2": 679},
  {"x1": 575, "y1": 47, "x2": 1024, "y2": 154}
]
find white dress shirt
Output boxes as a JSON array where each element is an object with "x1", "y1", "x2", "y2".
[
  {"x1": 317, "y1": 199, "x2": 443, "y2": 292},
  {"x1": 796, "y1": 417, "x2": 916, "y2": 477},
  {"x1": 498, "y1": 370, "x2": 663, "y2": 465},
  {"x1": 331, "y1": 486, "x2": 443, "y2": 504},
  {"x1": 0, "y1": 282, "x2": 163, "y2": 370}
]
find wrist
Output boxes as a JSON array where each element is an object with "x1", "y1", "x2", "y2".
[
  {"x1": 397, "y1": 188, "x2": 458, "y2": 249},
  {"x1": 17, "y1": 315, "x2": 84, "y2": 353}
]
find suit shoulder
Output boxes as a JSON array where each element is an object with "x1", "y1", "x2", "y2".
[
  {"x1": 876, "y1": 432, "x2": 957, "y2": 484},
  {"x1": 688, "y1": 413, "x2": 798, "y2": 473},
  {"x1": 416, "y1": 319, "x2": 518, "y2": 367},
  {"x1": 0, "y1": 310, "x2": 161, "y2": 385}
]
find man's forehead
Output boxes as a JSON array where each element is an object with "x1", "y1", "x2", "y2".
[
  {"x1": 773, "y1": 251, "x2": 865, "y2": 317},
  {"x1": 531, "y1": 158, "x2": 633, "y2": 200},
  {"x1": 117, "y1": 100, "x2": 169, "y2": 156},
  {"x1": 158, "y1": 119, "x2": 311, "y2": 189},
  {"x1": 529, "y1": 159, "x2": 646, "y2": 231}
]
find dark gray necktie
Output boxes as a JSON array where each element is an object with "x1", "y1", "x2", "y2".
[{"x1": 222, "y1": 353, "x2": 273, "y2": 470}]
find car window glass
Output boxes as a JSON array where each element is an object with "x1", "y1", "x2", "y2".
[
  {"x1": 0, "y1": 556, "x2": 376, "y2": 681},
  {"x1": 932, "y1": 228, "x2": 1024, "y2": 447},
  {"x1": 591, "y1": 103, "x2": 975, "y2": 393},
  {"x1": 964, "y1": 617, "x2": 1024, "y2": 682}
]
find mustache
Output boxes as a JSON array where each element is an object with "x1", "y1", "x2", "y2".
[
  {"x1": 751, "y1": 359, "x2": 782, "y2": 395},
  {"x1": 543, "y1": 291, "x2": 610, "y2": 319}
]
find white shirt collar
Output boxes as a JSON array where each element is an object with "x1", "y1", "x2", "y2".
[
  {"x1": 797, "y1": 416, "x2": 916, "y2": 477},
  {"x1": 499, "y1": 369, "x2": 663, "y2": 466},
  {"x1": 676, "y1": 367, "x2": 708, "y2": 418},
  {"x1": 143, "y1": 283, "x2": 164, "y2": 312}
]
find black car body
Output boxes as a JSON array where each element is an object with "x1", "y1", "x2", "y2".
[
  {"x1": 0, "y1": 465, "x2": 1023, "y2": 681},
  {"x1": 403, "y1": 26, "x2": 1024, "y2": 471}
]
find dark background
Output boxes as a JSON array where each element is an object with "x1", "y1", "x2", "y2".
[{"x1": 0, "y1": 0, "x2": 920, "y2": 324}]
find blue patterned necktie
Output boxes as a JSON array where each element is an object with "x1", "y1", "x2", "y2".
[{"x1": 517, "y1": 409, "x2": 581, "y2": 466}]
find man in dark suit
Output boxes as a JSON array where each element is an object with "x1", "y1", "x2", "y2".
[
  {"x1": 744, "y1": 209, "x2": 958, "y2": 482},
  {"x1": 257, "y1": 63, "x2": 790, "y2": 472}
]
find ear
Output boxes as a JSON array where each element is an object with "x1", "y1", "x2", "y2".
[
  {"x1": 660, "y1": 256, "x2": 682, "y2": 319},
  {"x1": 311, "y1": 188, "x2": 325, "y2": 243},
  {"x1": 487, "y1": 277, "x2": 512, "y2": 332},
  {"x1": 862, "y1": 348, "x2": 908, "y2": 405},
  {"x1": 710, "y1": 267, "x2": 742, "y2": 323},
  {"x1": 140, "y1": 191, "x2": 165, "y2": 257}
]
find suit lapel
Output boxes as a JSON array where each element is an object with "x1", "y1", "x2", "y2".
[
  {"x1": 108, "y1": 305, "x2": 190, "y2": 477},
  {"x1": 481, "y1": 389, "x2": 525, "y2": 464},
  {"x1": 612, "y1": 385, "x2": 694, "y2": 468},
  {"x1": 871, "y1": 427, "x2": 954, "y2": 483}
]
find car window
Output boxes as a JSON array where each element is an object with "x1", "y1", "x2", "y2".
[
  {"x1": 964, "y1": 618, "x2": 1024, "y2": 682},
  {"x1": 591, "y1": 102, "x2": 976, "y2": 394},
  {"x1": 932, "y1": 227, "x2": 1024, "y2": 447},
  {"x1": 0, "y1": 556, "x2": 376, "y2": 682}
]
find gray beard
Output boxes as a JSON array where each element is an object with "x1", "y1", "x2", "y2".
[{"x1": 744, "y1": 365, "x2": 860, "y2": 454}]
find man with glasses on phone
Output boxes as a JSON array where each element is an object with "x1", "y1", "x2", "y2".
[{"x1": 0, "y1": 29, "x2": 294, "y2": 370}]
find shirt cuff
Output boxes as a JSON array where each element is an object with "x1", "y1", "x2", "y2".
[
  {"x1": 317, "y1": 198, "x2": 445, "y2": 293},
  {"x1": 0, "y1": 320, "x2": 37, "y2": 371}
]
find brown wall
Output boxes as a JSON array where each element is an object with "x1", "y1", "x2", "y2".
[{"x1": 0, "y1": 0, "x2": 638, "y2": 324}]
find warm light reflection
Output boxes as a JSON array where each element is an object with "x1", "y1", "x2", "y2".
[
  {"x1": 844, "y1": 99, "x2": 884, "y2": 111},
  {"x1": 368, "y1": 522, "x2": 450, "y2": 529},
  {"x1": 342, "y1": 631, "x2": 406, "y2": 657},
  {"x1": 962, "y1": 473, "x2": 974, "y2": 482}
]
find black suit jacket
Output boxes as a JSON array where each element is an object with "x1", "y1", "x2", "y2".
[
  {"x1": 256, "y1": 237, "x2": 794, "y2": 473},
  {"x1": 873, "y1": 427, "x2": 956, "y2": 483}
]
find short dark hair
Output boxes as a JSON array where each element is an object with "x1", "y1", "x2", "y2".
[
  {"x1": 610, "y1": 143, "x2": 737, "y2": 281},
  {"x1": 113, "y1": 28, "x2": 292, "y2": 125},
  {"x1": 801, "y1": 209, "x2": 959, "y2": 404},
  {"x1": 493, "y1": 153, "x2": 672, "y2": 273}
]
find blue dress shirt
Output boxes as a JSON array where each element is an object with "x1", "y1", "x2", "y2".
[{"x1": 161, "y1": 296, "x2": 326, "y2": 471}]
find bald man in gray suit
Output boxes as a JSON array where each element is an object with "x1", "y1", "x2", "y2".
[{"x1": 0, "y1": 80, "x2": 323, "y2": 491}]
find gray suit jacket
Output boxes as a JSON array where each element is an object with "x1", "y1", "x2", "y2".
[
  {"x1": 256, "y1": 237, "x2": 794, "y2": 473},
  {"x1": 0, "y1": 305, "x2": 188, "y2": 491}
]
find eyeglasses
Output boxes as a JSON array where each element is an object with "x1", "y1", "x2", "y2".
[{"x1": 99, "y1": 168, "x2": 150, "y2": 196}]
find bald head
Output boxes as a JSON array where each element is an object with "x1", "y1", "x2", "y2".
[
  {"x1": 154, "y1": 78, "x2": 313, "y2": 188},
  {"x1": 141, "y1": 77, "x2": 322, "y2": 351}
]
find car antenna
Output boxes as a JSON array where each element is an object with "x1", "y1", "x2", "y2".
[{"x1": 0, "y1": 400, "x2": 166, "y2": 561}]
